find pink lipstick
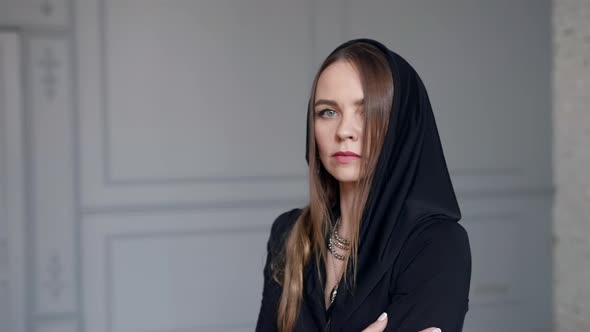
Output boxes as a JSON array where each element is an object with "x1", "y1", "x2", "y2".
[{"x1": 332, "y1": 151, "x2": 361, "y2": 163}]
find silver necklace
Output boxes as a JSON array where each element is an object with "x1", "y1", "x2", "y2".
[
  {"x1": 329, "y1": 251, "x2": 340, "y2": 305},
  {"x1": 328, "y1": 218, "x2": 350, "y2": 305},
  {"x1": 328, "y1": 218, "x2": 350, "y2": 260}
]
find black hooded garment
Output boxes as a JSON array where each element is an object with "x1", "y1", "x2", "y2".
[{"x1": 255, "y1": 38, "x2": 472, "y2": 332}]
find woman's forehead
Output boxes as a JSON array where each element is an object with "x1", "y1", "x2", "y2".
[{"x1": 315, "y1": 61, "x2": 364, "y2": 105}]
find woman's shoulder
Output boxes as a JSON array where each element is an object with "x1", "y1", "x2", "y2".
[
  {"x1": 267, "y1": 207, "x2": 302, "y2": 250},
  {"x1": 411, "y1": 219, "x2": 469, "y2": 245},
  {"x1": 399, "y1": 220, "x2": 471, "y2": 269}
]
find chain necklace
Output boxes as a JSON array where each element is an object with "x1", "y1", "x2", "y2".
[
  {"x1": 327, "y1": 217, "x2": 351, "y2": 305},
  {"x1": 328, "y1": 218, "x2": 351, "y2": 260}
]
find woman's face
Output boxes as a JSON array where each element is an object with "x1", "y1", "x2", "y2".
[{"x1": 314, "y1": 60, "x2": 365, "y2": 183}]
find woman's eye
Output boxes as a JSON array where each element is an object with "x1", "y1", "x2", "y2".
[{"x1": 318, "y1": 109, "x2": 337, "y2": 118}]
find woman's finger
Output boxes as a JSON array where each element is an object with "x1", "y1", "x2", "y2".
[
  {"x1": 360, "y1": 312, "x2": 388, "y2": 332},
  {"x1": 418, "y1": 328, "x2": 441, "y2": 332}
]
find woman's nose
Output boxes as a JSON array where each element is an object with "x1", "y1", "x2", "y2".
[{"x1": 336, "y1": 113, "x2": 360, "y2": 141}]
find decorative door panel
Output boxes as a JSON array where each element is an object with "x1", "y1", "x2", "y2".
[
  {"x1": 76, "y1": 0, "x2": 316, "y2": 209},
  {"x1": 83, "y1": 206, "x2": 293, "y2": 332}
]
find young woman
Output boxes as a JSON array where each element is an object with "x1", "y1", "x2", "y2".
[{"x1": 255, "y1": 38, "x2": 472, "y2": 332}]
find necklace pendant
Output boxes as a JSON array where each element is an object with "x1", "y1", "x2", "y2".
[{"x1": 330, "y1": 285, "x2": 338, "y2": 304}]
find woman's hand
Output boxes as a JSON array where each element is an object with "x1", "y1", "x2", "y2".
[{"x1": 360, "y1": 312, "x2": 442, "y2": 332}]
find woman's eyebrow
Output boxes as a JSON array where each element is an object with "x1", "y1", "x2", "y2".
[
  {"x1": 314, "y1": 98, "x2": 364, "y2": 107},
  {"x1": 314, "y1": 99, "x2": 338, "y2": 107}
]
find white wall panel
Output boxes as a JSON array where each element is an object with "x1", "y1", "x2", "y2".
[
  {"x1": 83, "y1": 206, "x2": 294, "y2": 332},
  {"x1": 0, "y1": 0, "x2": 68, "y2": 28},
  {"x1": 77, "y1": 0, "x2": 314, "y2": 208},
  {"x1": 35, "y1": 319, "x2": 78, "y2": 332},
  {"x1": 461, "y1": 195, "x2": 553, "y2": 331}
]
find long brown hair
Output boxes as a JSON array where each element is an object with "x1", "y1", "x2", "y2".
[{"x1": 273, "y1": 42, "x2": 394, "y2": 332}]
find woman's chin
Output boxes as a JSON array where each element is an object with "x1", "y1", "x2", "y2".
[{"x1": 329, "y1": 171, "x2": 361, "y2": 184}]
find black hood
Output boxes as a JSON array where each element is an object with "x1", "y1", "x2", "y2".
[{"x1": 303, "y1": 38, "x2": 462, "y2": 322}]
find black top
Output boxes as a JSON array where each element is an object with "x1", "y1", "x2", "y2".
[{"x1": 255, "y1": 38, "x2": 471, "y2": 331}]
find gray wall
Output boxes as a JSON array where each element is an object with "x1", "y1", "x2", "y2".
[
  {"x1": 553, "y1": 0, "x2": 590, "y2": 330},
  {"x1": 0, "y1": 1, "x2": 553, "y2": 331}
]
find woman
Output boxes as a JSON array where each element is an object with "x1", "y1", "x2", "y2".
[{"x1": 255, "y1": 38, "x2": 471, "y2": 332}]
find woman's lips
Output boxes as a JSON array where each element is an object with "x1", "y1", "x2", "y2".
[
  {"x1": 332, "y1": 151, "x2": 361, "y2": 163},
  {"x1": 334, "y1": 155, "x2": 360, "y2": 163}
]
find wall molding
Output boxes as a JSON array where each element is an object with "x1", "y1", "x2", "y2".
[
  {"x1": 0, "y1": 30, "x2": 27, "y2": 332},
  {"x1": 104, "y1": 225, "x2": 269, "y2": 332},
  {"x1": 96, "y1": 0, "x2": 309, "y2": 187}
]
